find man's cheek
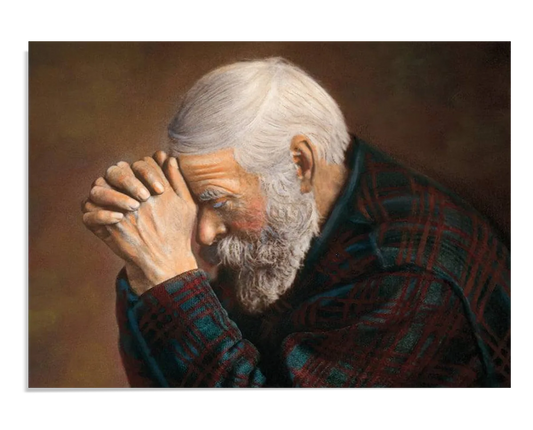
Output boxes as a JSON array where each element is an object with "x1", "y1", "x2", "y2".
[
  {"x1": 231, "y1": 218, "x2": 264, "y2": 233},
  {"x1": 230, "y1": 202, "x2": 266, "y2": 234}
]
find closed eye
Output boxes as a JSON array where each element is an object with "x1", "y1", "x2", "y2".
[{"x1": 212, "y1": 200, "x2": 227, "y2": 209}]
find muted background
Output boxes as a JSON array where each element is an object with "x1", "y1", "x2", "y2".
[{"x1": 28, "y1": 42, "x2": 510, "y2": 388}]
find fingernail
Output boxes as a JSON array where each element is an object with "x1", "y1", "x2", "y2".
[
  {"x1": 112, "y1": 212, "x2": 124, "y2": 221},
  {"x1": 170, "y1": 157, "x2": 178, "y2": 168},
  {"x1": 139, "y1": 188, "x2": 150, "y2": 200},
  {"x1": 153, "y1": 182, "x2": 164, "y2": 193},
  {"x1": 129, "y1": 200, "x2": 140, "y2": 210}
]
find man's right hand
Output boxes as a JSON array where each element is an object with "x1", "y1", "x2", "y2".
[
  {"x1": 81, "y1": 151, "x2": 173, "y2": 294},
  {"x1": 82, "y1": 150, "x2": 171, "y2": 222}
]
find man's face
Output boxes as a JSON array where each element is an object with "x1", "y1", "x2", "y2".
[
  {"x1": 177, "y1": 148, "x2": 319, "y2": 314},
  {"x1": 177, "y1": 148, "x2": 268, "y2": 245}
]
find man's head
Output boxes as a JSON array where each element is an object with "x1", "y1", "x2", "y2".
[{"x1": 168, "y1": 58, "x2": 350, "y2": 314}]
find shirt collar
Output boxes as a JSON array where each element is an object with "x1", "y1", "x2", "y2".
[{"x1": 301, "y1": 134, "x2": 366, "y2": 271}]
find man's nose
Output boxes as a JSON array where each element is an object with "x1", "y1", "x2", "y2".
[{"x1": 196, "y1": 208, "x2": 227, "y2": 246}]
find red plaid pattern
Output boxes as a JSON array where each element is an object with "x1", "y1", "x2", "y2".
[{"x1": 115, "y1": 137, "x2": 510, "y2": 387}]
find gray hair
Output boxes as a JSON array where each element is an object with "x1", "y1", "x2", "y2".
[
  {"x1": 169, "y1": 58, "x2": 346, "y2": 312},
  {"x1": 167, "y1": 57, "x2": 351, "y2": 175}
]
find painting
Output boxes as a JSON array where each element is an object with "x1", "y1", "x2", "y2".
[{"x1": 26, "y1": 39, "x2": 514, "y2": 388}]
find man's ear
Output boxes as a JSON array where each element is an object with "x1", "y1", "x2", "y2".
[{"x1": 290, "y1": 135, "x2": 316, "y2": 194}]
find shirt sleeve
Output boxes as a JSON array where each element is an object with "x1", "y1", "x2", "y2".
[
  {"x1": 116, "y1": 264, "x2": 494, "y2": 387},
  {"x1": 115, "y1": 268, "x2": 267, "y2": 387}
]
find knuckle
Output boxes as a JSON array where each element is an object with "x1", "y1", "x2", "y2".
[
  {"x1": 105, "y1": 165, "x2": 117, "y2": 177},
  {"x1": 131, "y1": 160, "x2": 144, "y2": 171},
  {"x1": 89, "y1": 186, "x2": 101, "y2": 199},
  {"x1": 83, "y1": 201, "x2": 93, "y2": 212},
  {"x1": 82, "y1": 213, "x2": 91, "y2": 225},
  {"x1": 92, "y1": 176, "x2": 105, "y2": 187}
]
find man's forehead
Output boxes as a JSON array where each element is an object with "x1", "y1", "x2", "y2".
[
  {"x1": 176, "y1": 147, "x2": 256, "y2": 192},
  {"x1": 177, "y1": 148, "x2": 240, "y2": 179},
  {"x1": 177, "y1": 148, "x2": 238, "y2": 173}
]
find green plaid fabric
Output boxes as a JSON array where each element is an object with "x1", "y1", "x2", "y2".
[{"x1": 116, "y1": 137, "x2": 510, "y2": 387}]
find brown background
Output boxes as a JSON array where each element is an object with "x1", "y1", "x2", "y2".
[{"x1": 28, "y1": 42, "x2": 510, "y2": 388}]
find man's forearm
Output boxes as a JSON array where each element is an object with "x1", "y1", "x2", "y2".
[
  {"x1": 116, "y1": 266, "x2": 489, "y2": 387},
  {"x1": 125, "y1": 254, "x2": 199, "y2": 296},
  {"x1": 117, "y1": 268, "x2": 268, "y2": 387}
]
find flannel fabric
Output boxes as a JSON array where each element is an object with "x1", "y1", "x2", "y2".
[{"x1": 115, "y1": 137, "x2": 510, "y2": 387}]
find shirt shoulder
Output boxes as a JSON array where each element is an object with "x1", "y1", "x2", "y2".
[{"x1": 351, "y1": 142, "x2": 510, "y2": 287}]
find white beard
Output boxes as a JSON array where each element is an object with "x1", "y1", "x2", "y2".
[{"x1": 215, "y1": 176, "x2": 320, "y2": 314}]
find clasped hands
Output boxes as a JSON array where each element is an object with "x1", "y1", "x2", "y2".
[{"x1": 82, "y1": 151, "x2": 198, "y2": 295}]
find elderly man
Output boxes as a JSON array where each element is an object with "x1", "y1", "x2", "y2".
[{"x1": 82, "y1": 58, "x2": 510, "y2": 387}]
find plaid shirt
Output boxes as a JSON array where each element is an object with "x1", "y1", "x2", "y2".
[{"x1": 115, "y1": 137, "x2": 510, "y2": 387}]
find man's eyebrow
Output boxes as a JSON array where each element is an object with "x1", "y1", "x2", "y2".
[{"x1": 197, "y1": 188, "x2": 234, "y2": 202}]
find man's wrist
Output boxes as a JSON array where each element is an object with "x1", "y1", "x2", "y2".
[
  {"x1": 141, "y1": 256, "x2": 199, "y2": 291},
  {"x1": 125, "y1": 263, "x2": 153, "y2": 296}
]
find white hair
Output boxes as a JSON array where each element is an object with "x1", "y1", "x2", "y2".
[
  {"x1": 167, "y1": 58, "x2": 349, "y2": 313},
  {"x1": 167, "y1": 57, "x2": 351, "y2": 174}
]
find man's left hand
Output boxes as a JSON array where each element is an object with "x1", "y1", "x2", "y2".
[{"x1": 84, "y1": 156, "x2": 199, "y2": 294}]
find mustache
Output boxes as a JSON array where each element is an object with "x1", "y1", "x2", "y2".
[
  {"x1": 199, "y1": 225, "x2": 285, "y2": 268},
  {"x1": 216, "y1": 227, "x2": 288, "y2": 269}
]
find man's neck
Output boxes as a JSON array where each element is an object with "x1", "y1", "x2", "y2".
[{"x1": 314, "y1": 158, "x2": 350, "y2": 227}]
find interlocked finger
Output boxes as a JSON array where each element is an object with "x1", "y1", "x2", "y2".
[
  {"x1": 92, "y1": 176, "x2": 111, "y2": 189},
  {"x1": 82, "y1": 178, "x2": 115, "y2": 213},
  {"x1": 153, "y1": 150, "x2": 169, "y2": 167},
  {"x1": 82, "y1": 209, "x2": 124, "y2": 241},
  {"x1": 131, "y1": 157, "x2": 169, "y2": 195},
  {"x1": 82, "y1": 208, "x2": 123, "y2": 224},
  {"x1": 89, "y1": 186, "x2": 141, "y2": 212},
  {"x1": 164, "y1": 157, "x2": 194, "y2": 203},
  {"x1": 105, "y1": 162, "x2": 151, "y2": 201}
]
